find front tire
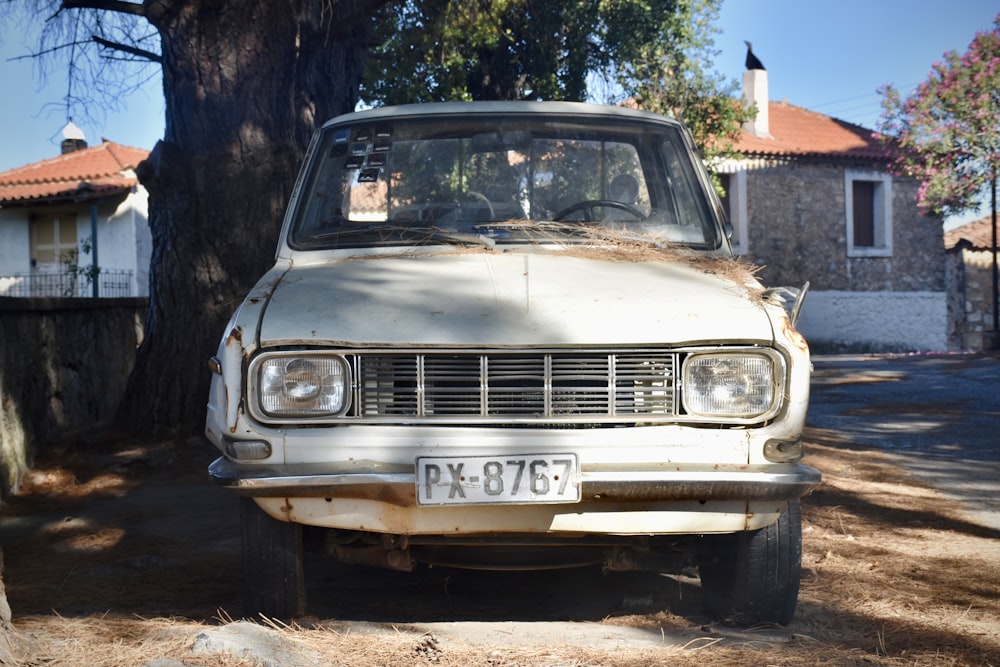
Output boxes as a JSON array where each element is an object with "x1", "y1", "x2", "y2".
[
  {"x1": 240, "y1": 497, "x2": 306, "y2": 619},
  {"x1": 698, "y1": 499, "x2": 802, "y2": 625}
]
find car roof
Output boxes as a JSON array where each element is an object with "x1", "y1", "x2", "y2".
[{"x1": 321, "y1": 101, "x2": 682, "y2": 130}]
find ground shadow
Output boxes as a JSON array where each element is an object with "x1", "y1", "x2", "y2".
[{"x1": 303, "y1": 557, "x2": 704, "y2": 624}]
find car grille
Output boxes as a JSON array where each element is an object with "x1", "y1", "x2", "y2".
[{"x1": 344, "y1": 350, "x2": 680, "y2": 424}]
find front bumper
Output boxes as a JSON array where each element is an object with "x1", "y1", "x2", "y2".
[{"x1": 209, "y1": 456, "x2": 821, "y2": 504}]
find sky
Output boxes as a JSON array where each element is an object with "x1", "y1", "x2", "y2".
[{"x1": 1, "y1": 0, "x2": 996, "y2": 223}]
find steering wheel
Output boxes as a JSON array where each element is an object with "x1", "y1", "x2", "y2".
[{"x1": 552, "y1": 199, "x2": 645, "y2": 222}]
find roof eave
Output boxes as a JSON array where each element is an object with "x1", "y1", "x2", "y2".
[
  {"x1": 0, "y1": 185, "x2": 131, "y2": 208},
  {"x1": 735, "y1": 149, "x2": 895, "y2": 165}
]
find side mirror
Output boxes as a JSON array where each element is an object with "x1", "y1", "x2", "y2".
[{"x1": 763, "y1": 281, "x2": 810, "y2": 327}]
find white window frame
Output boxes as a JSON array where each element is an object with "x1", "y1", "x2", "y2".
[
  {"x1": 845, "y1": 169, "x2": 893, "y2": 257},
  {"x1": 718, "y1": 168, "x2": 748, "y2": 255}
]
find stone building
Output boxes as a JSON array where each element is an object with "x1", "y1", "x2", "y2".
[
  {"x1": 944, "y1": 215, "x2": 1000, "y2": 350},
  {"x1": 716, "y1": 68, "x2": 947, "y2": 352}
]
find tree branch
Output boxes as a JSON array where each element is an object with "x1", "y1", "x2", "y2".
[
  {"x1": 61, "y1": 0, "x2": 147, "y2": 17},
  {"x1": 92, "y1": 35, "x2": 162, "y2": 63},
  {"x1": 9, "y1": 40, "x2": 92, "y2": 61}
]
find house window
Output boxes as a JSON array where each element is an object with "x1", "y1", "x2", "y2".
[
  {"x1": 717, "y1": 169, "x2": 748, "y2": 255},
  {"x1": 845, "y1": 170, "x2": 892, "y2": 257},
  {"x1": 30, "y1": 209, "x2": 78, "y2": 271}
]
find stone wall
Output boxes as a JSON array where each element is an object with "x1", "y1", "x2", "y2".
[
  {"x1": 746, "y1": 161, "x2": 945, "y2": 292},
  {"x1": 0, "y1": 297, "x2": 146, "y2": 499},
  {"x1": 947, "y1": 245, "x2": 1000, "y2": 350}
]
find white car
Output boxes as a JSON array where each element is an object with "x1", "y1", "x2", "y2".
[{"x1": 205, "y1": 101, "x2": 819, "y2": 624}]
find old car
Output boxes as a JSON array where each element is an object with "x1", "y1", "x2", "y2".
[{"x1": 205, "y1": 101, "x2": 820, "y2": 624}]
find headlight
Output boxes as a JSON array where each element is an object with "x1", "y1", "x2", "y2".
[
  {"x1": 253, "y1": 353, "x2": 350, "y2": 418},
  {"x1": 682, "y1": 351, "x2": 781, "y2": 419}
]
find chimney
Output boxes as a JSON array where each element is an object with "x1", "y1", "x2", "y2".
[
  {"x1": 60, "y1": 120, "x2": 88, "y2": 154},
  {"x1": 742, "y1": 69, "x2": 771, "y2": 139}
]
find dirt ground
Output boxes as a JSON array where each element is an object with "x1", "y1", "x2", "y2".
[{"x1": 1, "y1": 423, "x2": 999, "y2": 666}]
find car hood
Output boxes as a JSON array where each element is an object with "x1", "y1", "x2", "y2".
[{"x1": 256, "y1": 251, "x2": 774, "y2": 347}]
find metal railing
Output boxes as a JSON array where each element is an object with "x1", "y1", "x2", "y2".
[{"x1": 0, "y1": 270, "x2": 136, "y2": 298}]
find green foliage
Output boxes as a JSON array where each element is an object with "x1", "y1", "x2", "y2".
[
  {"x1": 60, "y1": 236, "x2": 101, "y2": 296},
  {"x1": 598, "y1": 0, "x2": 751, "y2": 163},
  {"x1": 360, "y1": 0, "x2": 748, "y2": 161},
  {"x1": 877, "y1": 13, "x2": 1000, "y2": 217},
  {"x1": 361, "y1": 0, "x2": 601, "y2": 103}
]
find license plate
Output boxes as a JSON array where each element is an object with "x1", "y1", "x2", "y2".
[{"x1": 416, "y1": 454, "x2": 580, "y2": 506}]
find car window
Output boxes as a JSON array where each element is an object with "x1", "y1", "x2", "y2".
[{"x1": 289, "y1": 114, "x2": 722, "y2": 250}]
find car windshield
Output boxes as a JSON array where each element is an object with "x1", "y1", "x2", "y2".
[{"x1": 289, "y1": 111, "x2": 723, "y2": 251}]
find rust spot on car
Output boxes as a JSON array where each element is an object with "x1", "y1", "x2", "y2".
[
  {"x1": 226, "y1": 326, "x2": 243, "y2": 345},
  {"x1": 314, "y1": 484, "x2": 416, "y2": 507},
  {"x1": 779, "y1": 312, "x2": 809, "y2": 352}
]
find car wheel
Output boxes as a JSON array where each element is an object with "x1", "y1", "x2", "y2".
[
  {"x1": 240, "y1": 497, "x2": 306, "y2": 618},
  {"x1": 698, "y1": 499, "x2": 802, "y2": 625}
]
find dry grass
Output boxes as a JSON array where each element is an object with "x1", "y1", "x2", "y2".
[
  {"x1": 2, "y1": 428, "x2": 999, "y2": 666},
  {"x1": 349, "y1": 221, "x2": 767, "y2": 294}
]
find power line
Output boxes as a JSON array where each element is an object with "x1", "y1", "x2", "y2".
[{"x1": 810, "y1": 82, "x2": 922, "y2": 114}]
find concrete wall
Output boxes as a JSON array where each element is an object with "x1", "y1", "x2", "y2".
[
  {"x1": 0, "y1": 217, "x2": 27, "y2": 274},
  {"x1": 0, "y1": 297, "x2": 146, "y2": 498},
  {"x1": 797, "y1": 290, "x2": 948, "y2": 353},
  {"x1": 98, "y1": 188, "x2": 152, "y2": 296}
]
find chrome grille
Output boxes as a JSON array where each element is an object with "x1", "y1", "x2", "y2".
[{"x1": 350, "y1": 350, "x2": 678, "y2": 423}]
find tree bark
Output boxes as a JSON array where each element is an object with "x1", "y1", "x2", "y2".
[
  {"x1": 0, "y1": 548, "x2": 15, "y2": 664},
  {"x1": 117, "y1": 1, "x2": 380, "y2": 436}
]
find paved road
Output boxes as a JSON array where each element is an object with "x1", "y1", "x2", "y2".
[{"x1": 808, "y1": 352, "x2": 1000, "y2": 530}]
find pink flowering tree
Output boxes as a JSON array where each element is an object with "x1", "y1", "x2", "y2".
[
  {"x1": 877, "y1": 13, "x2": 1000, "y2": 218},
  {"x1": 878, "y1": 13, "x2": 1000, "y2": 333}
]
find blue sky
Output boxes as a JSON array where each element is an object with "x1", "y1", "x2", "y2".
[{"x1": 1, "y1": 0, "x2": 996, "y2": 221}]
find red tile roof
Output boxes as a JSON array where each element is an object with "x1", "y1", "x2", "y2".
[
  {"x1": 732, "y1": 101, "x2": 894, "y2": 161},
  {"x1": 944, "y1": 215, "x2": 999, "y2": 250},
  {"x1": 0, "y1": 141, "x2": 149, "y2": 205}
]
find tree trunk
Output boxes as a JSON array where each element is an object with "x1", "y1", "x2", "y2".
[
  {"x1": 0, "y1": 548, "x2": 15, "y2": 664},
  {"x1": 117, "y1": 1, "x2": 379, "y2": 436}
]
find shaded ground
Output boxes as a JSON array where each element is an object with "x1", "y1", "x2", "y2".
[
  {"x1": 809, "y1": 352, "x2": 1000, "y2": 531},
  {"x1": 2, "y1": 355, "x2": 1000, "y2": 666}
]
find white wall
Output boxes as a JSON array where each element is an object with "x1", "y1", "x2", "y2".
[
  {"x1": 128, "y1": 187, "x2": 151, "y2": 296},
  {"x1": 0, "y1": 209, "x2": 31, "y2": 294},
  {"x1": 797, "y1": 290, "x2": 948, "y2": 352},
  {"x1": 0, "y1": 209, "x2": 30, "y2": 274},
  {"x1": 72, "y1": 188, "x2": 151, "y2": 297}
]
